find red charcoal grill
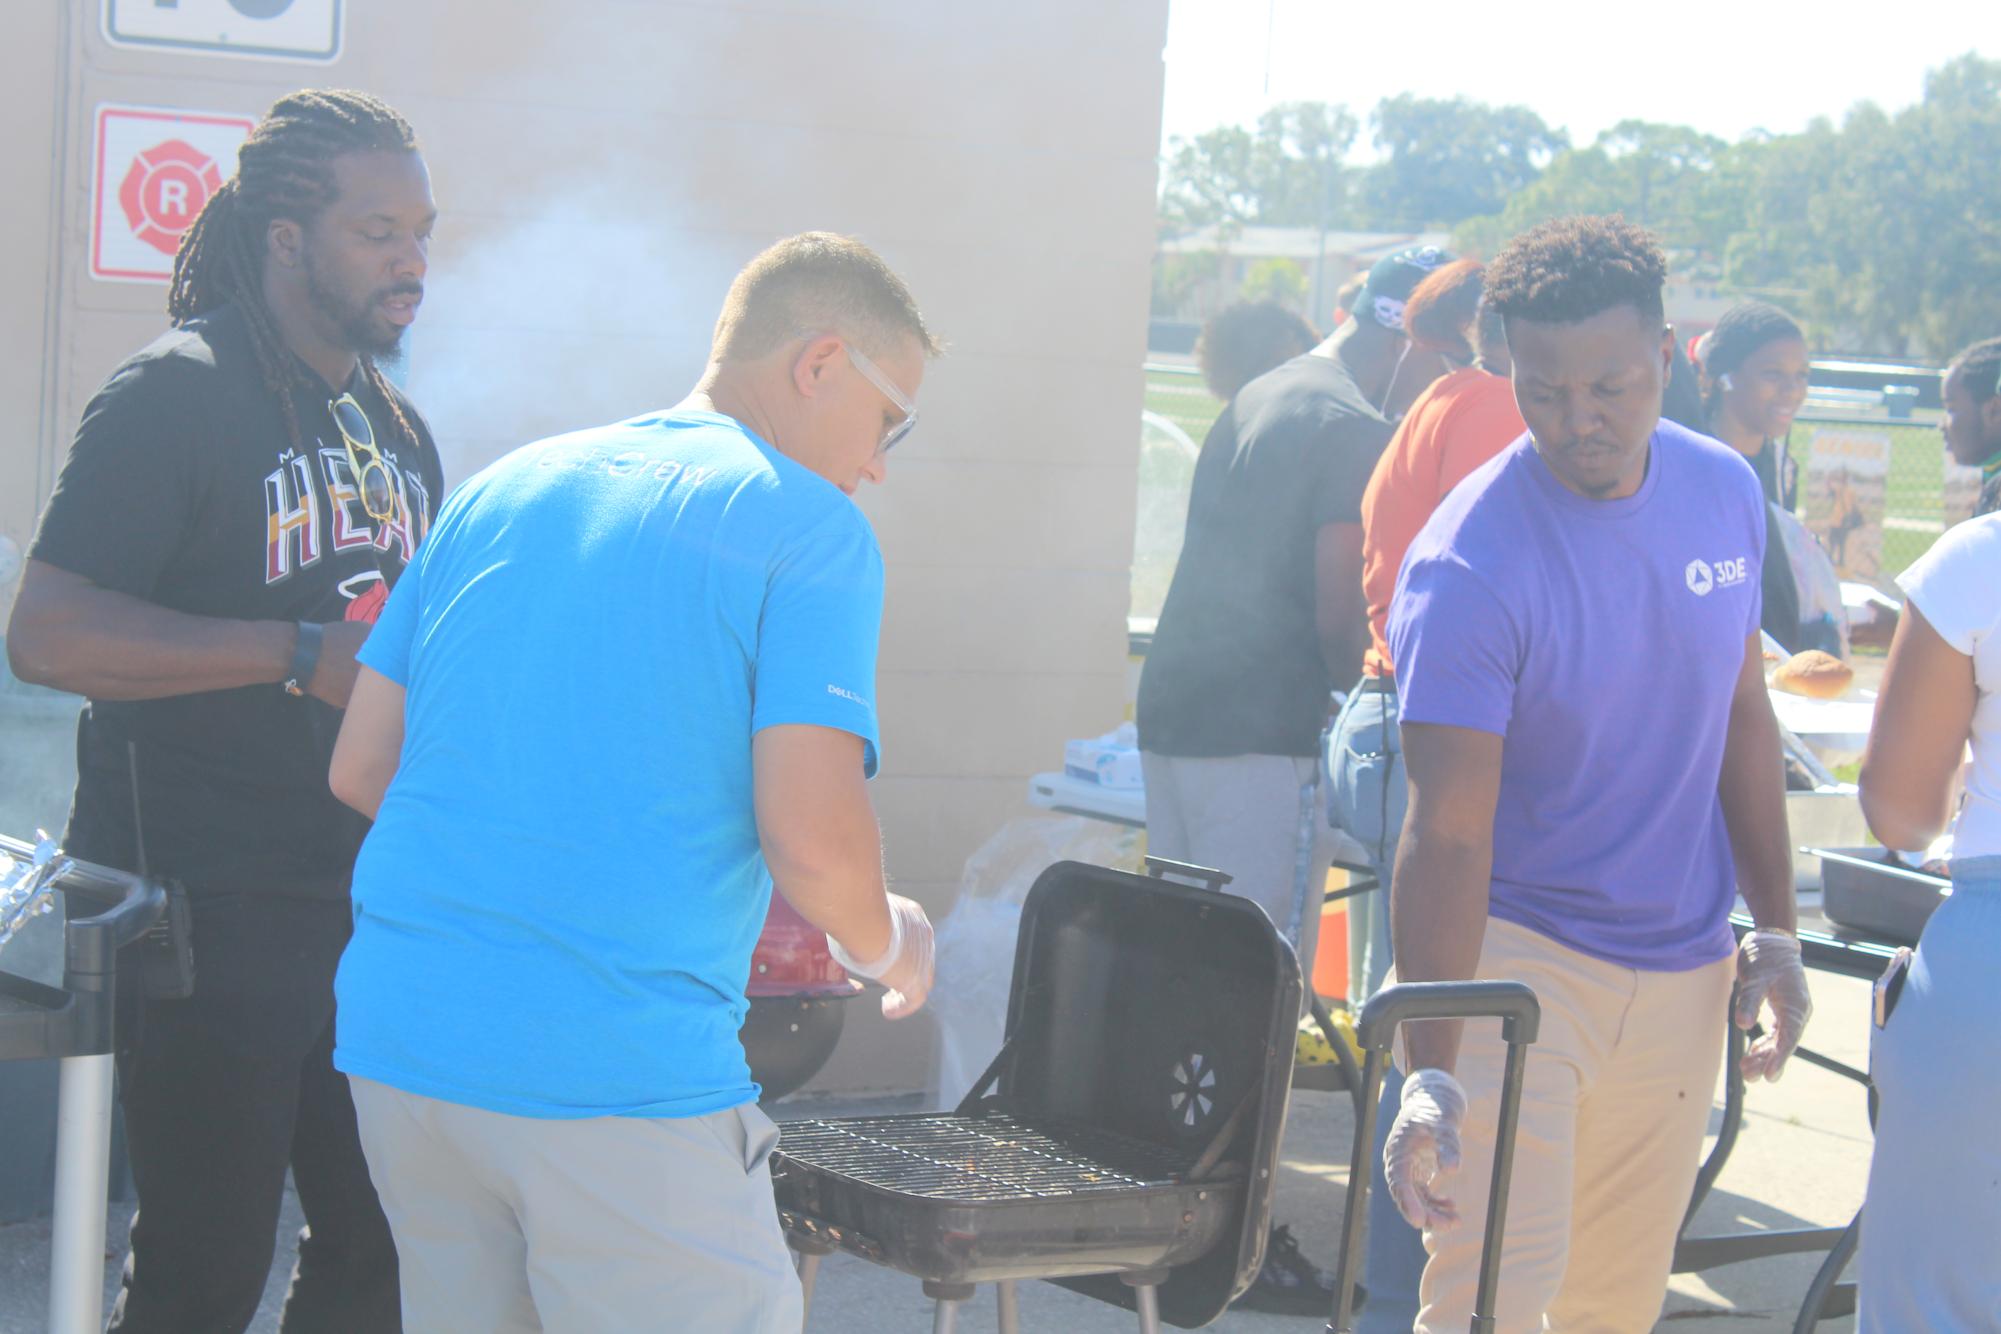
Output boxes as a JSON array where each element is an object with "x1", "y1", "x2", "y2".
[
  {"x1": 774, "y1": 857, "x2": 1302, "y2": 1332},
  {"x1": 743, "y1": 894, "x2": 863, "y2": 1103}
]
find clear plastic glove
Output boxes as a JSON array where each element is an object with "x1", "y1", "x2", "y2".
[
  {"x1": 1734, "y1": 929, "x2": 1812, "y2": 1082},
  {"x1": 1384, "y1": 1067, "x2": 1467, "y2": 1231},
  {"x1": 828, "y1": 894, "x2": 935, "y2": 1019}
]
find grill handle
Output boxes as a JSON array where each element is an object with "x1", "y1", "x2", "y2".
[
  {"x1": 776, "y1": 1207, "x2": 887, "y2": 1265},
  {"x1": 1142, "y1": 857, "x2": 1234, "y2": 894}
]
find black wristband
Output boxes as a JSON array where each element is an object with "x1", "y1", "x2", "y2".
[{"x1": 283, "y1": 621, "x2": 323, "y2": 697}]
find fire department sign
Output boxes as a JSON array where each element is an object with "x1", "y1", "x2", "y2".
[
  {"x1": 103, "y1": 0, "x2": 343, "y2": 63},
  {"x1": 91, "y1": 105, "x2": 256, "y2": 284}
]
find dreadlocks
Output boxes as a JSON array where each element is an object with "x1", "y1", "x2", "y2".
[{"x1": 168, "y1": 89, "x2": 422, "y2": 458}]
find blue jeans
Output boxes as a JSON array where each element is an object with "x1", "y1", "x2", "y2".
[
  {"x1": 1326, "y1": 682, "x2": 1404, "y2": 1008},
  {"x1": 1326, "y1": 682, "x2": 1423, "y2": 1332},
  {"x1": 1857, "y1": 854, "x2": 2001, "y2": 1331},
  {"x1": 1353, "y1": 1066, "x2": 1427, "y2": 1332}
]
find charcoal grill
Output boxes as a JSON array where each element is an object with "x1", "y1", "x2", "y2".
[{"x1": 774, "y1": 857, "x2": 1301, "y2": 1331}]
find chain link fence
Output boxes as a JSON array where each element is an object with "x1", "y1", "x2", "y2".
[{"x1": 1785, "y1": 411, "x2": 1953, "y2": 585}]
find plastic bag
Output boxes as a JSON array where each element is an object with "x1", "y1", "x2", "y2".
[
  {"x1": 929, "y1": 813, "x2": 1141, "y2": 1108},
  {"x1": 1773, "y1": 506, "x2": 1850, "y2": 658}
]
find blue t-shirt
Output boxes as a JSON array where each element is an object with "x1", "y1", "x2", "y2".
[
  {"x1": 1387, "y1": 421, "x2": 1764, "y2": 971},
  {"x1": 333, "y1": 410, "x2": 884, "y2": 1118}
]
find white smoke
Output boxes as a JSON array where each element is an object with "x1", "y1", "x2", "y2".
[{"x1": 404, "y1": 190, "x2": 747, "y2": 486}]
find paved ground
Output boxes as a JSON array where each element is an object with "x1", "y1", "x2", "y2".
[{"x1": 0, "y1": 967, "x2": 1872, "y2": 1333}]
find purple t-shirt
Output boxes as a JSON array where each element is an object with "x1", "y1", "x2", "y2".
[{"x1": 1387, "y1": 421, "x2": 1765, "y2": 970}]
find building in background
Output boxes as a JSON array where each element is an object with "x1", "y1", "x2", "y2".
[{"x1": 0, "y1": 0, "x2": 1169, "y2": 1100}]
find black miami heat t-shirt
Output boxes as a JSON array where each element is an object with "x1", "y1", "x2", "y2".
[{"x1": 28, "y1": 302, "x2": 444, "y2": 898}]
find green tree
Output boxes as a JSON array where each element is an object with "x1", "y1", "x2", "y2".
[
  {"x1": 1355, "y1": 95, "x2": 1569, "y2": 228},
  {"x1": 1594, "y1": 121, "x2": 1729, "y2": 242},
  {"x1": 1158, "y1": 101, "x2": 1358, "y2": 233},
  {"x1": 1725, "y1": 54, "x2": 2001, "y2": 356},
  {"x1": 1151, "y1": 250, "x2": 1228, "y2": 320},
  {"x1": 1158, "y1": 124, "x2": 1260, "y2": 233},
  {"x1": 1459, "y1": 120, "x2": 1728, "y2": 253},
  {"x1": 1166, "y1": 53, "x2": 2001, "y2": 359},
  {"x1": 1246, "y1": 102, "x2": 1359, "y2": 228},
  {"x1": 1239, "y1": 257, "x2": 1308, "y2": 307}
]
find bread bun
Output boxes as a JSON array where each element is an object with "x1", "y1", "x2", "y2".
[{"x1": 1772, "y1": 649, "x2": 1854, "y2": 699}]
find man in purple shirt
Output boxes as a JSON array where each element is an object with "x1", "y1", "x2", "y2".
[{"x1": 1379, "y1": 216, "x2": 1814, "y2": 1331}]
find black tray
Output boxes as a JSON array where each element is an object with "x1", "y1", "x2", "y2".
[{"x1": 1809, "y1": 846, "x2": 1949, "y2": 946}]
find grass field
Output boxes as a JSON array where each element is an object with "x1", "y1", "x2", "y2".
[{"x1": 1140, "y1": 364, "x2": 1952, "y2": 590}]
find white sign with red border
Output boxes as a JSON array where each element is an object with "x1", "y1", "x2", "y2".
[
  {"x1": 102, "y1": 0, "x2": 343, "y2": 64},
  {"x1": 91, "y1": 104, "x2": 256, "y2": 285}
]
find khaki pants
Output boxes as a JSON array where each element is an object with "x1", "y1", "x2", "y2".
[
  {"x1": 1411, "y1": 918, "x2": 1734, "y2": 1334},
  {"x1": 349, "y1": 1078, "x2": 802, "y2": 1334}
]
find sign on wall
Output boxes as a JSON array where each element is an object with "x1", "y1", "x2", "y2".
[
  {"x1": 1804, "y1": 427, "x2": 1891, "y2": 581},
  {"x1": 103, "y1": 0, "x2": 343, "y2": 63},
  {"x1": 91, "y1": 105, "x2": 257, "y2": 284}
]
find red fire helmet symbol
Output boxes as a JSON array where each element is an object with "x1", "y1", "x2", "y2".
[{"x1": 117, "y1": 139, "x2": 223, "y2": 257}]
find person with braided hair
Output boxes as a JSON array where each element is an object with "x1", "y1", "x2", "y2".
[
  {"x1": 1691, "y1": 301, "x2": 1822, "y2": 651},
  {"x1": 7, "y1": 88, "x2": 440, "y2": 1333},
  {"x1": 1942, "y1": 335, "x2": 2001, "y2": 518}
]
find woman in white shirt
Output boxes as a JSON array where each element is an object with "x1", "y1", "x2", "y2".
[{"x1": 1855, "y1": 511, "x2": 2001, "y2": 1330}]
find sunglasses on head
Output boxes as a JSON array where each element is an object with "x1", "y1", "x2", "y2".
[{"x1": 329, "y1": 393, "x2": 398, "y2": 523}]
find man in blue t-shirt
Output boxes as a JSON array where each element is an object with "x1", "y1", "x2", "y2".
[
  {"x1": 325, "y1": 232, "x2": 940, "y2": 1332},
  {"x1": 1378, "y1": 217, "x2": 1814, "y2": 1332}
]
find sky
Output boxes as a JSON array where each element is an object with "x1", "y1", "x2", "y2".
[{"x1": 1161, "y1": 0, "x2": 1983, "y2": 157}]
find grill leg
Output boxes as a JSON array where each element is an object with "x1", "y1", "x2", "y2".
[
  {"x1": 924, "y1": 1281, "x2": 975, "y2": 1334},
  {"x1": 49, "y1": 1054, "x2": 115, "y2": 1334},
  {"x1": 1132, "y1": 1283, "x2": 1162, "y2": 1334},
  {"x1": 1120, "y1": 1270, "x2": 1168, "y2": 1334},
  {"x1": 794, "y1": 1250, "x2": 822, "y2": 1323},
  {"x1": 996, "y1": 1280, "x2": 1021, "y2": 1334}
]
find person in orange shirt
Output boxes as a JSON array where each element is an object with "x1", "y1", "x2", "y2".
[
  {"x1": 1334, "y1": 261, "x2": 1525, "y2": 1007},
  {"x1": 1325, "y1": 259, "x2": 1526, "y2": 1334}
]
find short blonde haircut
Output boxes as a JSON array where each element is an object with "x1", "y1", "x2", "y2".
[{"x1": 711, "y1": 232, "x2": 940, "y2": 362}]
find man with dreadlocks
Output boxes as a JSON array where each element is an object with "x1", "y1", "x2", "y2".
[{"x1": 7, "y1": 89, "x2": 440, "y2": 1332}]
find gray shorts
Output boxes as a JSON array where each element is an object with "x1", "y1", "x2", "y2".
[
  {"x1": 349, "y1": 1077, "x2": 802, "y2": 1333},
  {"x1": 1139, "y1": 750, "x2": 1332, "y2": 991}
]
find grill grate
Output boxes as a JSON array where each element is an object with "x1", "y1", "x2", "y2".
[{"x1": 777, "y1": 1112, "x2": 1202, "y2": 1203}]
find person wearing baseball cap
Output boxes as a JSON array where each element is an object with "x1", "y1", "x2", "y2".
[
  {"x1": 1353, "y1": 245, "x2": 1452, "y2": 335},
  {"x1": 1138, "y1": 241, "x2": 1449, "y2": 1313},
  {"x1": 1352, "y1": 246, "x2": 1465, "y2": 419}
]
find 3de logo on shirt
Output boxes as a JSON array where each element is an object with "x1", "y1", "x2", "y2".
[{"x1": 1685, "y1": 556, "x2": 1749, "y2": 597}]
